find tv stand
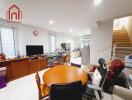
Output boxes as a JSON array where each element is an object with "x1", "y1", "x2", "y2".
[{"x1": 0, "y1": 56, "x2": 48, "y2": 82}]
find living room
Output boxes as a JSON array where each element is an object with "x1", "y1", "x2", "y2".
[{"x1": 0, "y1": 0, "x2": 132, "y2": 100}]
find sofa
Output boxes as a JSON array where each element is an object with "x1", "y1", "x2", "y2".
[
  {"x1": 112, "y1": 85, "x2": 132, "y2": 100},
  {"x1": 112, "y1": 65, "x2": 132, "y2": 100}
]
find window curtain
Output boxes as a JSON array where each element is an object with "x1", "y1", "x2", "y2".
[{"x1": 0, "y1": 25, "x2": 18, "y2": 58}]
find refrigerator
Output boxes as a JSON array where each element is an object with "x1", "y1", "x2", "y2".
[{"x1": 61, "y1": 43, "x2": 70, "y2": 55}]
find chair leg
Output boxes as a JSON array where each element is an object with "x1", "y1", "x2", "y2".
[
  {"x1": 87, "y1": 96, "x2": 93, "y2": 100},
  {"x1": 41, "y1": 96, "x2": 49, "y2": 100},
  {"x1": 94, "y1": 90, "x2": 101, "y2": 100}
]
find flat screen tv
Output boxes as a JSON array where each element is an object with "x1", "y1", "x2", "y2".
[{"x1": 26, "y1": 45, "x2": 44, "y2": 56}]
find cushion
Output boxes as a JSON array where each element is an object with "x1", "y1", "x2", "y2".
[
  {"x1": 92, "y1": 69, "x2": 102, "y2": 87},
  {"x1": 89, "y1": 65, "x2": 98, "y2": 73},
  {"x1": 112, "y1": 94, "x2": 125, "y2": 100},
  {"x1": 128, "y1": 55, "x2": 132, "y2": 59},
  {"x1": 109, "y1": 59, "x2": 124, "y2": 73},
  {"x1": 109, "y1": 59, "x2": 125, "y2": 79}
]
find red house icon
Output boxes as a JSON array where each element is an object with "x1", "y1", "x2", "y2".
[{"x1": 6, "y1": 4, "x2": 22, "y2": 22}]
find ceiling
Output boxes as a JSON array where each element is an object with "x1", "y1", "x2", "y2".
[{"x1": 0, "y1": 0, "x2": 132, "y2": 36}]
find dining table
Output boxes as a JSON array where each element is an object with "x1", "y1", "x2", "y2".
[{"x1": 43, "y1": 65, "x2": 88, "y2": 87}]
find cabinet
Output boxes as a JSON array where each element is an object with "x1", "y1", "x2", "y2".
[
  {"x1": 0, "y1": 61, "x2": 12, "y2": 82},
  {"x1": 0, "y1": 57, "x2": 48, "y2": 81},
  {"x1": 28, "y1": 58, "x2": 48, "y2": 74},
  {"x1": 11, "y1": 58, "x2": 28, "y2": 79}
]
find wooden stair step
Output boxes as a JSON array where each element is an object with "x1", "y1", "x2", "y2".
[
  {"x1": 113, "y1": 40, "x2": 129, "y2": 42},
  {"x1": 115, "y1": 48, "x2": 132, "y2": 52},
  {"x1": 114, "y1": 43, "x2": 132, "y2": 47},
  {"x1": 115, "y1": 53, "x2": 131, "y2": 57},
  {"x1": 113, "y1": 36, "x2": 129, "y2": 39},
  {"x1": 113, "y1": 34, "x2": 128, "y2": 36},
  {"x1": 113, "y1": 33, "x2": 128, "y2": 35},
  {"x1": 113, "y1": 41, "x2": 130, "y2": 43},
  {"x1": 115, "y1": 45, "x2": 132, "y2": 47},
  {"x1": 115, "y1": 52, "x2": 132, "y2": 55},
  {"x1": 112, "y1": 29, "x2": 132, "y2": 60},
  {"x1": 113, "y1": 39, "x2": 130, "y2": 41}
]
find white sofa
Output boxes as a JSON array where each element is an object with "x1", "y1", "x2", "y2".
[{"x1": 112, "y1": 85, "x2": 132, "y2": 100}]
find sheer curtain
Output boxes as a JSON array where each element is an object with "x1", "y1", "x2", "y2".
[
  {"x1": 50, "y1": 34, "x2": 56, "y2": 52},
  {"x1": 0, "y1": 27, "x2": 16, "y2": 58}
]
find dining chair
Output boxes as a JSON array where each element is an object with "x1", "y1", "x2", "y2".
[
  {"x1": 50, "y1": 81, "x2": 82, "y2": 100},
  {"x1": 71, "y1": 63, "x2": 81, "y2": 68},
  {"x1": 35, "y1": 72, "x2": 49, "y2": 100},
  {"x1": 85, "y1": 67, "x2": 108, "y2": 100}
]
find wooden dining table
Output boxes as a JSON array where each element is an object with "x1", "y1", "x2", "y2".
[{"x1": 43, "y1": 65, "x2": 88, "y2": 87}]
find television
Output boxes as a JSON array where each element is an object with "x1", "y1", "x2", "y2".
[
  {"x1": 61, "y1": 43, "x2": 70, "y2": 50},
  {"x1": 26, "y1": 45, "x2": 44, "y2": 56}
]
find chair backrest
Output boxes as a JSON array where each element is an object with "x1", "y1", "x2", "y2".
[
  {"x1": 92, "y1": 68, "x2": 108, "y2": 99},
  {"x1": 71, "y1": 63, "x2": 81, "y2": 68},
  {"x1": 50, "y1": 81, "x2": 82, "y2": 100},
  {"x1": 98, "y1": 58, "x2": 106, "y2": 69},
  {"x1": 35, "y1": 72, "x2": 42, "y2": 99},
  {"x1": 92, "y1": 68, "x2": 102, "y2": 87},
  {"x1": 98, "y1": 68, "x2": 107, "y2": 87},
  {"x1": 92, "y1": 67, "x2": 108, "y2": 89},
  {"x1": 98, "y1": 58, "x2": 108, "y2": 87}
]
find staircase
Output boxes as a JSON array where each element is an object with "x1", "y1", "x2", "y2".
[{"x1": 112, "y1": 29, "x2": 132, "y2": 60}]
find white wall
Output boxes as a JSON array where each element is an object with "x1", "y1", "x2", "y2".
[
  {"x1": 74, "y1": 37, "x2": 80, "y2": 49},
  {"x1": 90, "y1": 20, "x2": 113, "y2": 64},
  {"x1": 113, "y1": 17, "x2": 129, "y2": 31},
  {"x1": 17, "y1": 25, "x2": 76, "y2": 55},
  {"x1": 17, "y1": 25, "x2": 49, "y2": 55},
  {"x1": 0, "y1": 18, "x2": 113, "y2": 63},
  {"x1": 0, "y1": 19, "x2": 76, "y2": 56},
  {"x1": 56, "y1": 35, "x2": 76, "y2": 51}
]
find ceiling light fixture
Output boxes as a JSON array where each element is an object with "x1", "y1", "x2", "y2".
[
  {"x1": 49, "y1": 20, "x2": 54, "y2": 25},
  {"x1": 94, "y1": 0, "x2": 102, "y2": 6},
  {"x1": 69, "y1": 29, "x2": 74, "y2": 32}
]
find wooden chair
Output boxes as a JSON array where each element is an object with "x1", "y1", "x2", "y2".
[
  {"x1": 35, "y1": 72, "x2": 49, "y2": 100},
  {"x1": 64, "y1": 55, "x2": 70, "y2": 65},
  {"x1": 85, "y1": 68, "x2": 108, "y2": 100},
  {"x1": 61, "y1": 55, "x2": 70, "y2": 65}
]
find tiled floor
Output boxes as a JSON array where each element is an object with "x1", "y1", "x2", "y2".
[
  {"x1": 0, "y1": 68, "x2": 112, "y2": 100},
  {"x1": 82, "y1": 91, "x2": 112, "y2": 100},
  {"x1": 0, "y1": 68, "x2": 49, "y2": 100}
]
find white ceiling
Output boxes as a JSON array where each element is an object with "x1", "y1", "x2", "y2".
[{"x1": 0, "y1": 0, "x2": 132, "y2": 36}]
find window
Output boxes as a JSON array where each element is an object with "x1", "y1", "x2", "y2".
[
  {"x1": 50, "y1": 34, "x2": 56, "y2": 52},
  {"x1": 0, "y1": 27, "x2": 16, "y2": 57},
  {"x1": 79, "y1": 36, "x2": 91, "y2": 48}
]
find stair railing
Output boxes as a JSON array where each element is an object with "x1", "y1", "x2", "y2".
[
  {"x1": 112, "y1": 42, "x2": 132, "y2": 60},
  {"x1": 99, "y1": 47, "x2": 112, "y2": 61},
  {"x1": 115, "y1": 42, "x2": 132, "y2": 46},
  {"x1": 112, "y1": 43, "x2": 116, "y2": 59}
]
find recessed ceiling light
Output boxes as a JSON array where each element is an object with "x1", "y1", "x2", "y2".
[
  {"x1": 49, "y1": 20, "x2": 54, "y2": 25},
  {"x1": 69, "y1": 29, "x2": 74, "y2": 32},
  {"x1": 94, "y1": 0, "x2": 102, "y2": 6}
]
